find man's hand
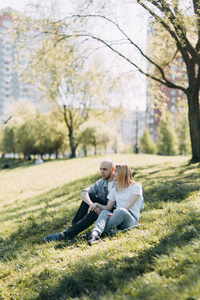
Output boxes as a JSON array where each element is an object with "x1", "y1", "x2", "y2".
[
  {"x1": 94, "y1": 207, "x2": 102, "y2": 215},
  {"x1": 87, "y1": 202, "x2": 98, "y2": 214}
]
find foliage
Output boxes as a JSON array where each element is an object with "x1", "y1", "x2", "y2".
[
  {"x1": 78, "y1": 127, "x2": 96, "y2": 156},
  {"x1": 1, "y1": 101, "x2": 68, "y2": 158},
  {"x1": 23, "y1": 0, "x2": 200, "y2": 162},
  {"x1": 2, "y1": 126, "x2": 16, "y2": 155},
  {"x1": 157, "y1": 113, "x2": 179, "y2": 155},
  {"x1": 77, "y1": 119, "x2": 117, "y2": 156},
  {"x1": 0, "y1": 129, "x2": 3, "y2": 154},
  {"x1": 1, "y1": 154, "x2": 200, "y2": 300},
  {"x1": 140, "y1": 127, "x2": 157, "y2": 154},
  {"x1": 12, "y1": 16, "x2": 123, "y2": 158}
]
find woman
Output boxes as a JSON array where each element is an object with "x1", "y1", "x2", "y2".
[{"x1": 87, "y1": 163, "x2": 144, "y2": 245}]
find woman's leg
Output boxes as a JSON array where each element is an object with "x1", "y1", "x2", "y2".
[
  {"x1": 91, "y1": 210, "x2": 111, "y2": 235},
  {"x1": 104, "y1": 208, "x2": 137, "y2": 233},
  {"x1": 87, "y1": 210, "x2": 111, "y2": 245}
]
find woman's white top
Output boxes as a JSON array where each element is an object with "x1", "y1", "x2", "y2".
[{"x1": 107, "y1": 183, "x2": 144, "y2": 220}]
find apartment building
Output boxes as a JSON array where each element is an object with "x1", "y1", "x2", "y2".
[
  {"x1": 145, "y1": 26, "x2": 187, "y2": 141},
  {"x1": 0, "y1": 7, "x2": 41, "y2": 119}
]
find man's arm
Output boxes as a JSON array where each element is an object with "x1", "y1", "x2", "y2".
[
  {"x1": 80, "y1": 190, "x2": 94, "y2": 206},
  {"x1": 80, "y1": 190, "x2": 102, "y2": 215}
]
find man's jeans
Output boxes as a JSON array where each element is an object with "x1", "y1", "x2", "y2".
[
  {"x1": 63, "y1": 194, "x2": 107, "y2": 239},
  {"x1": 92, "y1": 208, "x2": 138, "y2": 235}
]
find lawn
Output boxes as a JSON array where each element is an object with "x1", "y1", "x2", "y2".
[{"x1": 0, "y1": 154, "x2": 200, "y2": 300}]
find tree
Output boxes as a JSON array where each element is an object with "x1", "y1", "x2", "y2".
[
  {"x1": 2, "y1": 126, "x2": 16, "y2": 157},
  {"x1": 3, "y1": 100, "x2": 37, "y2": 158},
  {"x1": 0, "y1": 129, "x2": 3, "y2": 156},
  {"x1": 78, "y1": 127, "x2": 96, "y2": 156},
  {"x1": 21, "y1": 0, "x2": 200, "y2": 161},
  {"x1": 98, "y1": 131, "x2": 110, "y2": 154},
  {"x1": 157, "y1": 113, "x2": 179, "y2": 155},
  {"x1": 140, "y1": 128, "x2": 157, "y2": 154},
  {"x1": 4, "y1": 101, "x2": 68, "y2": 159},
  {"x1": 178, "y1": 113, "x2": 191, "y2": 155},
  {"x1": 13, "y1": 15, "x2": 123, "y2": 158}
]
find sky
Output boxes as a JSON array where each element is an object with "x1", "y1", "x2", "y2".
[
  {"x1": 0, "y1": 0, "x2": 29, "y2": 11},
  {"x1": 0, "y1": 0, "x2": 147, "y2": 111}
]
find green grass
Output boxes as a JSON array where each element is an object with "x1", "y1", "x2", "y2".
[{"x1": 0, "y1": 154, "x2": 200, "y2": 300}]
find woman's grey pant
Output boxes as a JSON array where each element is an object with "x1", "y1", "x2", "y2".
[{"x1": 92, "y1": 208, "x2": 138, "y2": 235}]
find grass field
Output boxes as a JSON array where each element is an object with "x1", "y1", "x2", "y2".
[{"x1": 0, "y1": 154, "x2": 200, "y2": 300}]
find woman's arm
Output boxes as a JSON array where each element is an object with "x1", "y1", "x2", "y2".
[
  {"x1": 87, "y1": 200, "x2": 115, "y2": 214},
  {"x1": 124, "y1": 194, "x2": 139, "y2": 210}
]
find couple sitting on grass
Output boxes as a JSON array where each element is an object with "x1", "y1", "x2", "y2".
[{"x1": 44, "y1": 159, "x2": 144, "y2": 245}]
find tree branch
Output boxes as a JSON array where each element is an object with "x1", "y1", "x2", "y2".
[{"x1": 61, "y1": 32, "x2": 188, "y2": 95}]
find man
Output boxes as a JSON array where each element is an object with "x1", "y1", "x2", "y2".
[{"x1": 44, "y1": 159, "x2": 115, "y2": 242}]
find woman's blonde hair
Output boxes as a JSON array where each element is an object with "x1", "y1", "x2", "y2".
[{"x1": 115, "y1": 163, "x2": 134, "y2": 190}]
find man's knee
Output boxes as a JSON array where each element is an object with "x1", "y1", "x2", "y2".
[{"x1": 89, "y1": 193, "x2": 106, "y2": 205}]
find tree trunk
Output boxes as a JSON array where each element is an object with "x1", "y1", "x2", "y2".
[
  {"x1": 70, "y1": 146, "x2": 76, "y2": 158},
  {"x1": 69, "y1": 130, "x2": 77, "y2": 158},
  {"x1": 188, "y1": 93, "x2": 200, "y2": 162},
  {"x1": 84, "y1": 146, "x2": 87, "y2": 157}
]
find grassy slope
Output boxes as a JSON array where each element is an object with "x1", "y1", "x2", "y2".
[{"x1": 0, "y1": 154, "x2": 200, "y2": 300}]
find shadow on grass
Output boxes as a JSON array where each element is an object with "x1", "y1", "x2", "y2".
[
  {"x1": 0, "y1": 173, "x2": 100, "y2": 221},
  {"x1": 134, "y1": 162, "x2": 200, "y2": 210},
  {"x1": 0, "y1": 173, "x2": 100, "y2": 261},
  {"x1": 33, "y1": 210, "x2": 200, "y2": 300},
  {"x1": 0, "y1": 158, "x2": 36, "y2": 171},
  {"x1": 1, "y1": 161, "x2": 200, "y2": 263},
  {"x1": 143, "y1": 179, "x2": 200, "y2": 210},
  {"x1": 1, "y1": 160, "x2": 200, "y2": 299},
  {"x1": 0, "y1": 158, "x2": 69, "y2": 171}
]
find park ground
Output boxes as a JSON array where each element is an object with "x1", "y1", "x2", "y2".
[{"x1": 0, "y1": 154, "x2": 200, "y2": 300}]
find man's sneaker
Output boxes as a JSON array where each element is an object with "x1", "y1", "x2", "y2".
[
  {"x1": 44, "y1": 232, "x2": 63, "y2": 242},
  {"x1": 87, "y1": 230, "x2": 100, "y2": 246},
  {"x1": 81, "y1": 233, "x2": 89, "y2": 239}
]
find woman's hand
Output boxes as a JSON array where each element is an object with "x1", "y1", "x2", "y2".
[
  {"x1": 94, "y1": 207, "x2": 102, "y2": 215},
  {"x1": 87, "y1": 202, "x2": 98, "y2": 214},
  {"x1": 107, "y1": 213, "x2": 113, "y2": 220}
]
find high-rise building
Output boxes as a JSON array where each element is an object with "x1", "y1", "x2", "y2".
[
  {"x1": 145, "y1": 27, "x2": 187, "y2": 141},
  {"x1": 0, "y1": 7, "x2": 41, "y2": 119}
]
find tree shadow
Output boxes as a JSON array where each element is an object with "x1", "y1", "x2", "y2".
[
  {"x1": 0, "y1": 158, "x2": 36, "y2": 171},
  {"x1": 1, "y1": 160, "x2": 200, "y2": 299},
  {"x1": 143, "y1": 179, "x2": 200, "y2": 210},
  {"x1": 31, "y1": 210, "x2": 200, "y2": 300},
  {"x1": 0, "y1": 173, "x2": 100, "y2": 261},
  {"x1": 0, "y1": 173, "x2": 100, "y2": 222},
  {"x1": 133, "y1": 162, "x2": 200, "y2": 210},
  {"x1": 1, "y1": 161, "x2": 199, "y2": 263},
  {"x1": 0, "y1": 157, "x2": 71, "y2": 171}
]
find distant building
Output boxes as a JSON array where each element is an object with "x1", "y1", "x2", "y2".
[
  {"x1": 0, "y1": 7, "x2": 42, "y2": 119},
  {"x1": 119, "y1": 109, "x2": 146, "y2": 151},
  {"x1": 146, "y1": 27, "x2": 187, "y2": 141}
]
